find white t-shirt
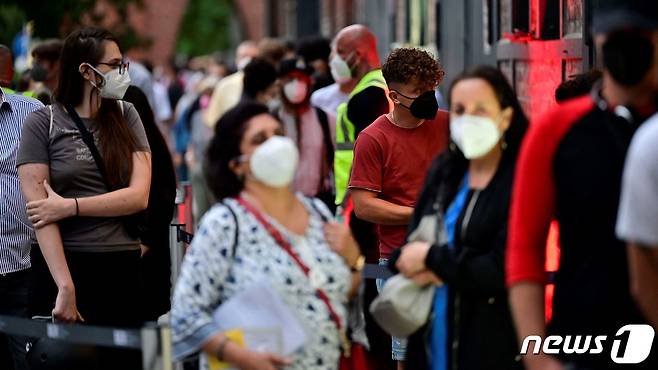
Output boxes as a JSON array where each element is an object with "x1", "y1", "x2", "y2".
[
  {"x1": 310, "y1": 83, "x2": 349, "y2": 142},
  {"x1": 616, "y1": 112, "x2": 658, "y2": 246}
]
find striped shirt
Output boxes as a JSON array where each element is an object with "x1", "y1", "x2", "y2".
[{"x1": 0, "y1": 87, "x2": 43, "y2": 274}]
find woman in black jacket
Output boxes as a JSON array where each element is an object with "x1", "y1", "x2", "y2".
[
  {"x1": 123, "y1": 85, "x2": 177, "y2": 321},
  {"x1": 390, "y1": 65, "x2": 528, "y2": 370}
]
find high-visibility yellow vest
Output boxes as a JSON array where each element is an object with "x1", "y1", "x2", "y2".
[
  {"x1": 334, "y1": 69, "x2": 391, "y2": 205},
  {"x1": 1, "y1": 87, "x2": 37, "y2": 99}
]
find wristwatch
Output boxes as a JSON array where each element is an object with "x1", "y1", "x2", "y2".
[{"x1": 350, "y1": 255, "x2": 365, "y2": 273}]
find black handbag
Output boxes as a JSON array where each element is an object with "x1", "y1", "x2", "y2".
[{"x1": 64, "y1": 103, "x2": 147, "y2": 239}]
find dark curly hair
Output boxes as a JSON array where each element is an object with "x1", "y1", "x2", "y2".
[
  {"x1": 382, "y1": 48, "x2": 445, "y2": 89},
  {"x1": 205, "y1": 102, "x2": 274, "y2": 200},
  {"x1": 243, "y1": 57, "x2": 277, "y2": 99}
]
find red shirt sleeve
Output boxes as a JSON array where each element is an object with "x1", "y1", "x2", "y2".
[
  {"x1": 349, "y1": 130, "x2": 383, "y2": 192},
  {"x1": 506, "y1": 96, "x2": 595, "y2": 286}
]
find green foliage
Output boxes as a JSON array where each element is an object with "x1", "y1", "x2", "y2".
[
  {"x1": 0, "y1": 4, "x2": 27, "y2": 47},
  {"x1": 176, "y1": 0, "x2": 232, "y2": 58},
  {"x1": 0, "y1": 0, "x2": 145, "y2": 49}
]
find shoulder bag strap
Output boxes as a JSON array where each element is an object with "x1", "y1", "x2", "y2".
[
  {"x1": 234, "y1": 196, "x2": 349, "y2": 346},
  {"x1": 48, "y1": 105, "x2": 54, "y2": 135},
  {"x1": 64, "y1": 104, "x2": 111, "y2": 188},
  {"x1": 315, "y1": 107, "x2": 334, "y2": 166},
  {"x1": 222, "y1": 200, "x2": 240, "y2": 256},
  {"x1": 307, "y1": 197, "x2": 331, "y2": 223}
]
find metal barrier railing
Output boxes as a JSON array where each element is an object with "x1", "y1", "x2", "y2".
[
  {"x1": 0, "y1": 184, "x2": 393, "y2": 370},
  {"x1": 0, "y1": 315, "x2": 172, "y2": 370},
  {"x1": 0, "y1": 181, "x2": 555, "y2": 370}
]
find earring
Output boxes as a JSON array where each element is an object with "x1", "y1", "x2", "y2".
[{"x1": 501, "y1": 137, "x2": 508, "y2": 150}]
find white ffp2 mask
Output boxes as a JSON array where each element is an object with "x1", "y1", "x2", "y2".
[
  {"x1": 249, "y1": 136, "x2": 299, "y2": 188},
  {"x1": 450, "y1": 114, "x2": 502, "y2": 159},
  {"x1": 85, "y1": 63, "x2": 131, "y2": 100},
  {"x1": 329, "y1": 53, "x2": 353, "y2": 84},
  {"x1": 283, "y1": 79, "x2": 308, "y2": 104}
]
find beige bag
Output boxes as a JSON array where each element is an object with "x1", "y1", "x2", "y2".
[
  {"x1": 369, "y1": 274, "x2": 435, "y2": 337},
  {"x1": 370, "y1": 200, "x2": 446, "y2": 337}
]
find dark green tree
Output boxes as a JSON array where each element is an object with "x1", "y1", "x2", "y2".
[
  {"x1": 0, "y1": 0, "x2": 146, "y2": 50},
  {"x1": 0, "y1": 4, "x2": 27, "y2": 47},
  {"x1": 176, "y1": 0, "x2": 232, "y2": 57}
]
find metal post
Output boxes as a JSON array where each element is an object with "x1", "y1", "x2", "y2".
[
  {"x1": 141, "y1": 324, "x2": 165, "y2": 370},
  {"x1": 170, "y1": 185, "x2": 186, "y2": 292}
]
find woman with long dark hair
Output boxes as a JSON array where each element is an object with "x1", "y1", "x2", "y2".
[
  {"x1": 16, "y1": 26, "x2": 151, "y2": 331},
  {"x1": 391, "y1": 65, "x2": 528, "y2": 370}
]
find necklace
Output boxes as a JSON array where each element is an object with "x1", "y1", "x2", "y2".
[{"x1": 389, "y1": 110, "x2": 423, "y2": 128}]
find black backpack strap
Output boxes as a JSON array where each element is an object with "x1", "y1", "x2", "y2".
[
  {"x1": 221, "y1": 200, "x2": 240, "y2": 256},
  {"x1": 64, "y1": 104, "x2": 110, "y2": 185},
  {"x1": 307, "y1": 197, "x2": 331, "y2": 223},
  {"x1": 315, "y1": 107, "x2": 334, "y2": 167}
]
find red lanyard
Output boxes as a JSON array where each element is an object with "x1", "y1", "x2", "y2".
[{"x1": 235, "y1": 197, "x2": 346, "y2": 334}]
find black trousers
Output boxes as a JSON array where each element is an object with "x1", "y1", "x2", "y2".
[
  {"x1": 140, "y1": 233, "x2": 172, "y2": 322},
  {"x1": 0, "y1": 268, "x2": 30, "y2": 370},
  {"x1": 29, "y1": 246, "x2": 143, "y2": 370}
]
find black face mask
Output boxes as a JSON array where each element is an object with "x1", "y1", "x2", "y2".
[
  {"x1": 395, "y1": 90, "x2": 438, "y2": 119},
  {"x1": 31, "y1": 63, "x2": 48, "y2": 82},
  {"x1": 603, "y1": 30, "x2": 655, "y2": 87}
]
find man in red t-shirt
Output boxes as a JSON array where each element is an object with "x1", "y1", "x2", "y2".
[{"x1": 348, "y1": 47, "x2": 449, "y2": 363}]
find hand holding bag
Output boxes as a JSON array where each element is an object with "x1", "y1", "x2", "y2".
[
  {"x1": 369, "y1": 198, "x2": 447, "y2": 338},
  {"x1": 369, "y1": 274, "x2": 436, "y2": 338}
]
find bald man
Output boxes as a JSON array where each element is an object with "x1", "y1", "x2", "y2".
[
  {"x1": 0, "y1": 45, "x2": 14, "y2": 88},
  {"x1": 332, "y1": 24, "x2": 391, "y2": 206},
  {"x1": 204, "y1": 40, "x2": 259, "y2": 127},
  {"x1": 330, "y1": 24, "x2": 399, "y2": 369}
]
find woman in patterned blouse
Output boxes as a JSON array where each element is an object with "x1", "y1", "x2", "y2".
[{"x1": 171, "y1": 102, "x2": 363, "y2": 370}]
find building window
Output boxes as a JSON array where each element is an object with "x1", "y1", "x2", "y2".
[
  {"x1": 540, "y1": 0, "x2": 560, "y2": 39},
  {"x1": 500, "y1": 0, "x2": 529, "y2": 36},
  {"x1": 513, "y1": 0, "x2": 529, "y2": 34},
  {"x1": 483, "y1": 0, "x2": 495, "y2": 54},
  {"x1": 408, "y1": 0, "x2": 429, "y2": 45},
  {"x1": 435, "y1": 0, "x2": 441, "y2": 49},
  {"x1": 563, "y1": 0, "x2": 584, "y2": 36}
]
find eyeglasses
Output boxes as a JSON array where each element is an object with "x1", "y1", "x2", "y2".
[{"x1": 97, "y1": 60, "x2": 130, "y2": 75}]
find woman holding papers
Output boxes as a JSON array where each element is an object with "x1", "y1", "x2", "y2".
[{"x1": 171, "y1": 102, "x2": 364, "y2": 370}]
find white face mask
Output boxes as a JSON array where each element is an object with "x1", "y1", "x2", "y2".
[
  {"x1": 329, "y1": 53, "x2": 353, "y2": 84},
  {"x1": 265, "y1": 98, "x2": 280, "y2": 112},
  {"x1": 450, "y1": 114, "x2": 502, "y2": 159},
  {"x1": 85, "y1": 63, "x2": 131, "y2": 100},
  {"x1": 283, "y1": 79, "x2": 308, "y2": 104},
  {"x1": 249, "y1": 135, "x2": 299, "y2": 188}
]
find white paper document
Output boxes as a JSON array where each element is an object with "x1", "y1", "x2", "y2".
[{"x1": 212, "y1": 280, "x2": 308, "y2": 355}]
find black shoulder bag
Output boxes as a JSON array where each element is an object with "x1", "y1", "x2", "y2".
[
  {"x1": 314, "y1": 107, "x2": 337, "y2": 214},
  {"x1": 64, "y1": 104, "x2": 147, "y2": 239}
]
